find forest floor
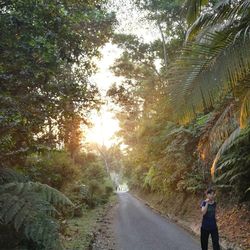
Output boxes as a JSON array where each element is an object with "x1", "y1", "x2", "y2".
[
  {"x1": 131, "y1": 189, "x2": 250, "y2": 250},
  {"x1": 62, "y1": 195, "x2": 118, "y2": 250}
]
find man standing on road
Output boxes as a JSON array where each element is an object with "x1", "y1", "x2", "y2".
[{"x1": 200, "y1": 188, "x2": 220, "y2": 250}]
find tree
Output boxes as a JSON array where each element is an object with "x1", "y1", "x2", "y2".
[
  {"x1": 0, "y1": 0, "x2": 116, "y2": 166},
  {"x1": 167, "y1": 0, "x2": 250, "y2": 120},
  {"x1": 135, "y1": 0, "x2": 187, "y2": 65}
]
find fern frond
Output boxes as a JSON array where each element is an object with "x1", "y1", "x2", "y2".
[
  {"x1": 216, "y1": 158, "x2": 237, "y2": 171},
  {"x1": 0, "y1": 180, "x2": 73, "y2": 249},
  {"x1": 0, "y1": 181, "x2": 73, "y2": 206},
  {"x1": 229, "y1": 170, "x2": 249, "y2": 183},
  {"x1": 0, "y1": 167, "x2": 28, "y2": 184},
  {"x1": 208, "y1": 103, "x2": 238, "y2": 154},
  {"x1": 24, "y1": 215, "x2": 62, "y2": 250}
]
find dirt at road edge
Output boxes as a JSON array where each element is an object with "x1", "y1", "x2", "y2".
[{"x1": 89, "y1": 197, "x2": 118, "y2": 250}]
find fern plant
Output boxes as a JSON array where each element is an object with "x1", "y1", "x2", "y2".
[{"x1": 0, "y1": 168, "x2": 73, "y2": 249}]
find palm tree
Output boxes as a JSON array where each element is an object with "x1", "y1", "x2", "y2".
[
  {"x1": 169, "y1": 0, "x2": 250, "y2": 120},
  {"x1": 168, "y1": 0, "x2": 250, "y2": 200}
]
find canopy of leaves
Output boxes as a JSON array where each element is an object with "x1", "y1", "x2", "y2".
[{"x1": 0, "y1": 0, "x2": 116, "y2": 166}]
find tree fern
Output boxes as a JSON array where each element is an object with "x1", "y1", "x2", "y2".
[
  {"x1": 0, "y1": 168, "x2": 73, "y2": 249},
  {"x1": 0, "y1": 167, "x2": 28, "y2": 184}
]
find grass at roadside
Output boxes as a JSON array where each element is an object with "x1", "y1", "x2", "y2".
[{"x1": 63, "y1": 194, "x2": 117, "y2": 250}]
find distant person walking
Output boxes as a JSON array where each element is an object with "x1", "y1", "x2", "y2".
[{"x1": 200, "y1": 188, "x2": 220, "y2": 250}]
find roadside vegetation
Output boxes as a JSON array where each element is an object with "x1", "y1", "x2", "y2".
[
  {"x1": 0, "y1": 0, "x2": 116, "y2": 249},
  {"x1": 1, "y1": 0, "x2": 249, "y2": 249},
  {"x1": 107, "y1": 0, "x2": 250, "y2": 248}
]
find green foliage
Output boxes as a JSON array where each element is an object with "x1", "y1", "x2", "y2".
[
  {"x1": 143, "y1": 165, "x2": 161, "y2": 192},
  {"x1": 24, "y1": 150, "x2": 78, "y2": 189},
  {"x1": 195, "y1": 113, "x2": 211, "y2": 126},
  {"x1": 83, "y1": 167, "x2": 114, "y2": 207},
  {"x1": 0, "y1": 0, "x2": 116, "y2": 248},
  {"x1": 119, "y1": 116, "x2": 199, "y2": 194},
  {"x1": 65, "y1": 155, "x2": 114, "y2": 210},
  {"x1": 0, "y1": 167, "x2": 28, "y2": 184},
  {"x1": 108, "y1": 9, "x2": 203, "y2": 196},
  {"x1": 109, "y1": 0, "x2": 249, "y2": 207},
  {"x1": 240, "y1": 90, "x2": 250, "y2": 129},
  {"x1": 82, "y1": 162, "x2": 106, "y2": 183},
  {"x1": 0, "y1": 168, "x2": 73, "y2": 249},
  {"x1": 135, "y1": 0, "x2": 186, "y2": 61},
  {"x1": 0, "y1": 0, "x2": 115, "y2": 166},
  {"x1": 211, "y1": 127, "x2": 241, "y2": 175},
  {"x1": 184, "y1": 0, "x2": 209, "y2": 26},
  {"x1": 214, "y1": 126, "x2": 250, "y2": 201},
  {"x1": 167, "y1": 0, "x2": 250, "y2": 120}
]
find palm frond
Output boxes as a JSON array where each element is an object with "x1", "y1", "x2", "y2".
[
  {"x1": 168, "y1": 28, "x2": 250, "y2": 118},
  {"x1": 186, "y1": 0, "x2": 250, "y2": 41},
  {"x1": 212, "y1": 126, "x2": 250, "y2": 199},
  {"x1": 207, "y1": 103, "x2": 238, "y2": 154},
  {"x1": 211, "y1": 127, "x2": 241, "y2": 176},
  {"x1": 240, "y1": 90, "x2": 250, "y2": 128},
  {"x1": 184, "y1": 0, "x2": 209, "y2": 25}
]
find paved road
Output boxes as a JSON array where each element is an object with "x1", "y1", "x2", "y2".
[{"x1": 114, "y1": 192, "x2": 200, "y2": 250}]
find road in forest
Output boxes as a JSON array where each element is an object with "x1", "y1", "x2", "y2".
[{"x1": 114, "y1": 192, "x2": 201, "y2": 250}]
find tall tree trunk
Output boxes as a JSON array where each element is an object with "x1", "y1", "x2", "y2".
[{"x1": 157, "y1": 19, "x2": 167, "y2": 67}]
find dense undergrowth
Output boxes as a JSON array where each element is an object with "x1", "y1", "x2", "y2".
[{"x1": 0, "y1": 151, "x2": 114, "y2": 249}]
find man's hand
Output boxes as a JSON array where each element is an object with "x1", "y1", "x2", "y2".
[{"x1": 201, "y1": 200, "x2": 209, "y2": 215}]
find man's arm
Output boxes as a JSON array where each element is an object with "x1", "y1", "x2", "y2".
[{"x1": 201, "y1": 200, "x2": 209, "y2": 215}]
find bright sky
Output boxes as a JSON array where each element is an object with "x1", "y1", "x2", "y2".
[
  {"x1": 84, "y1": 0, "x2": 161, "y2": 147},
  {"x1": 83, "y1": 43, "x2": 123, "y2": 147}
]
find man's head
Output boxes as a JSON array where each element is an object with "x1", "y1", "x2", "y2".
[{"x1": 205, "y1": 188, "x2": 215, "y2": 200}]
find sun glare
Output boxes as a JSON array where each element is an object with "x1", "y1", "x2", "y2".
[{"x1": 84, "y1": 109, "x2": 120, "y2": 147}]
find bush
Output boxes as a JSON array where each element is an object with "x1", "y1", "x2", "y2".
[
  {"x1": 23, "y1": 150, "x2": 78, "y2": 190},
  {"x1": 66, "y1": 160, "x2": 114, "y2": 210}
]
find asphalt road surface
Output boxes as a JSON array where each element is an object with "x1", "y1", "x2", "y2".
[{"x1": 115, "y1": 192, "x2": 201, "y2": 250}]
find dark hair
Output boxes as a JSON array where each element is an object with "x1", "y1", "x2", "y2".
[{"x1": 205, "y1": 188, "x2": 215, "y2": 195}]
